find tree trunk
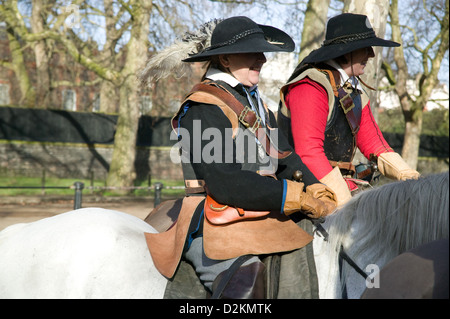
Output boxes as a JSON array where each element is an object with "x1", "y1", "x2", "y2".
[
  {"x1": 344, "y1": 0, "x2": 390, "y2": 121},
  {"x1": 5, "y1": 28, "x2": 35, "y2": 107},
  {"x1": 298, "y1": 0, "x2": 331, "y2": 63},
  {"x1": 106, "y1": 79, "x2": 140, "y2": 190},
  {"x1": 99, "y1": 80, "x2": 119, "y2": 113},
  {"x1": 106, "y1": 1, "x2": 151, "y2": 191},
  {"x1": 98, "y1": 0, "x2": 120, "y2": 114},
  {"x1": 402, "y1": 112, "x2": 422, "y2": 169},
  {"x1": 31, "y1": 0, "x2": 52, "y2": 108}
]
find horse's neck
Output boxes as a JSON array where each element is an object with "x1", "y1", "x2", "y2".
[
  {"x1": 313, "y1": 232, "x2": 342, "y2": 299},
  {"x1": 313, "y1": 173, "x2": 450, "y2": 299},
  {"x1": 338, "y1": 234, "x2": 390, "y2": 299},
  {"x1": 313, "y1": 216, "x2": 394, "y2": 299}
]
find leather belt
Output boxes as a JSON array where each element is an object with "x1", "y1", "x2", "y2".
[
  {"x1": 329, "y1": 160, "x2": 356, "y2": 176},
  {"x1": 185, "y1": 179, "x2": 206, "y2": 194}
]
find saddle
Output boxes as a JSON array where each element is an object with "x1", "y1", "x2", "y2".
[{"x1": 143, "y1": 199, "x2": 319, "y2": 299}]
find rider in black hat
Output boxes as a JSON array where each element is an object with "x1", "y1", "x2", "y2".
[
  {"x1": 142, "y1": 16, "x2": 337, "y2": 299},
  {"x1": 278, "y1": 13, "x2": 420, "y2": 206}
]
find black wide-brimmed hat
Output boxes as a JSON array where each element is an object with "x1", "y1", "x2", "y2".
[
  {"x1": 303, "y1": 13, "x2": 400, "y2": 64},
  {"x1": 183, "y1": 16, "x2": 295, "y2": 62}
]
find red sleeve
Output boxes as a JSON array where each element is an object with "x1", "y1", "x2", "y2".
[
  {"x1": 356, "y1": 100, "x2": 394, "y2": 158},
  {"x1": 285, "y1": 78, "x2": 333, "y2": 180}
]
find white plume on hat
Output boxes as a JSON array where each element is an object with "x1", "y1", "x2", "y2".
[{"x1": 138, "y1": 19, "x2": 223, "y2": 87}]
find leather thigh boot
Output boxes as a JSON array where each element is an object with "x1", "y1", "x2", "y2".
[{"x1": 212, "y1": 261, "x2": 266, "y2": 299}]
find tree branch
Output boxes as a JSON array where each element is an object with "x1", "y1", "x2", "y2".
[{"x1": 381, "y1": 60, "x2": 396, "y2": 85}]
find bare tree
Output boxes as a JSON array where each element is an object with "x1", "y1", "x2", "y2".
[
  {"x1": 1, "y1": 0, "x2": 152, "y2": 190},
  {"x1": 388, "y1": 0, "x2": 449, "y2": 169},
  {"x1": 1, "y1": 0, "x2": 246, "y2": 190},
  {"x1": 0, "y1": 0, "x2": 96, "y2": 108}
]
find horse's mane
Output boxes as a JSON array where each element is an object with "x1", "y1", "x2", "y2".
[{"x1": 324, "y1": 171, "x2": 449, "y2": 267}]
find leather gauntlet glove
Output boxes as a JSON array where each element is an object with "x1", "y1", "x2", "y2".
[
  {"x1": 298, "y1": 190, "x2": 335, "y2": 219},
  {"x1": 283, "y1": 180, "x2": 336, "y2": 219},
  {"x1": 306, "y1": 184, "x2": 337, "y2": 216},
  {"x1": 377, "y1": 152, "x2": 420, "y2": 181},
  {"x1": 319, "y1": 166, "x2": 352, "y2": 207}
]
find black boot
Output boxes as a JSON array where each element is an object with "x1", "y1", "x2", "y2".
[{"x1": 211, "y1": 261, "x2": 266, "y2": 299}]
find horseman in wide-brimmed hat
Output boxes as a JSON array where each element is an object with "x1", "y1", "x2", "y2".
[
  {"x1": 141, "y1": 16, "x2": 337, "y2": 299},
  {"x1": 278, "y1": 13, "x2": 420, "y2": 206}
]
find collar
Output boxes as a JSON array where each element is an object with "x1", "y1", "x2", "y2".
[
  {"x1": 206, "y1": 67, "x2": 241, "y2": 87},
  {"x1": 205, "y1": 67, "x2": 258, "y2": 92},
  {"x1": 206, "y1": 67, "x2": 265, "y2": 124},
  {"x1": 325, "y1": 59, "x2": 361, "y2": 90}
]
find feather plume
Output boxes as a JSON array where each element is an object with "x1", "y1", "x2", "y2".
[{"x1": 138, "y1": 19, "x2": 223, "y2": 87}]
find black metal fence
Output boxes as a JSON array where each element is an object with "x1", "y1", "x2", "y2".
[{"x1": 0, "y1": 182, "x2": 184, "y2": 209}]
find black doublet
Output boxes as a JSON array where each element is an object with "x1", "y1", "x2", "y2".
[
  {"x1": 175, "y1": 80, "x2": 319, "y2": 211},
  {"x1": 324, "y1": 85, "x2": 362, "y2": 163}
]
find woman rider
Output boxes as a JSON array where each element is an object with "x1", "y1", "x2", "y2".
[
  {"x1": 278, "y1": 13, "x2": 420, "y2": 206},
  {"x1": 142, "y1": 16, "x2": 337, "y2": 299}
]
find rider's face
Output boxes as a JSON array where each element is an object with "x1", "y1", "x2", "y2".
[
  {"x1": 341, "y1": 47, "x2": 375, "y2": 77},
  {"x1": 219, "y1": 53, "x2": 267, "y2": 87}
]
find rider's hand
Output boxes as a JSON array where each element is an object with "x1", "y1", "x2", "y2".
[
  {"x1": 298, "y1": 184, "x2": 336, "y2": 219},
  {"x1": 283, "y1": 180, "x2": 336, "y2": 218},
  {"x1": 306, "y1": 183, "x2": 337, "y2": 215},
  {"x1": 377, "y1": 152, "x2": 420, "y2": 181}
]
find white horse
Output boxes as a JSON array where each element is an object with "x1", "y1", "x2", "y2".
[
  {"x1": 0, "y1": 172, "x2": 448, "y2": 299},
  {"x1": 313, "y1": 171, "x2": 449, "y2": 298}
]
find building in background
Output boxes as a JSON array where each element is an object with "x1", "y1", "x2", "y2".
[{"x1": 378, "y1": 77, "x2": 449, "y2": 111}]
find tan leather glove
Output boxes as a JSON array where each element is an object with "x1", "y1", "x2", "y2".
[
  {"x1": 283, "y1": 180, "x2": 335, "y2": 219},
  {"x1": 319, "y1": 166, "x2": 352, "y2": 207},
  {"x1": 306, "y1": 183, "x2": 338, "y2": 216},
  {"x1": 377, "y1": 152, "x2": 420, "y2": 181}
]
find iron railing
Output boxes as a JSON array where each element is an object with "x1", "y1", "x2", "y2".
[{"x1": 0, "y1": 182, "x2": 184, "y2": 209}]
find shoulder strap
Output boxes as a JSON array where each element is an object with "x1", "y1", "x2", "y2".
[
  {"x1": 171, "y1": 83, "x2": 241, "y2": 137},
  {"x1": 187, "y1": 82, "x2": 291, "y2": 159},
  {"x1": 190, "y1": 83, "x2": 261, "y2": 131},
  {"x1": 316, "y1": 68, "x2": 340, "y2": 97},
  {"x1": 183, "y1": 87, "x2": 240, "y2": 137}
]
